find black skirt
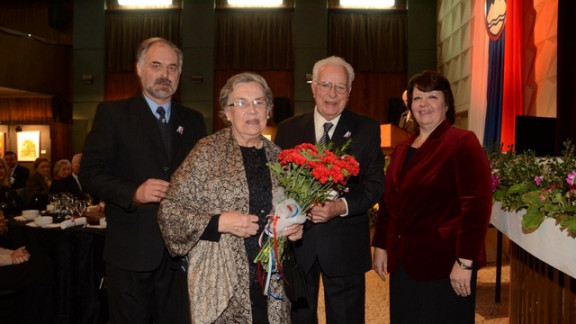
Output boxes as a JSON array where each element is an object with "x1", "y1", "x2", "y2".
[{"x1": 389, "y1": 262, "x2": 477, "y2": 324}]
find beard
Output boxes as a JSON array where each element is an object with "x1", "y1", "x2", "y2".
[{"x1": 146, "y1": 78, "x2": 177, "y2": 100}]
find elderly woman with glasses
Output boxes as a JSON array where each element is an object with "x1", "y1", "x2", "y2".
[{"x1": 158, "y1": 72, "x2": 303, "y2": 324}]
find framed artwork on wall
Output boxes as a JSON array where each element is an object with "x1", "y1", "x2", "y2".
[
  {"x1": 0, "y1": 132, "x2": 4, "y2": 157},
  {"x1": 17, "y1": 131, "x2": 40, "y2": 162}
]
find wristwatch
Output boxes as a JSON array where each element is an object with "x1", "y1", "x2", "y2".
[{"x1": 456, "y1": 258, "x2": 473, "y2": 270}]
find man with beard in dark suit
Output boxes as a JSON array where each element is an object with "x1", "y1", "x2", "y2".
[
  {"x1": 275, "y1": 56, "x2": 385, "y2": 324},
  {"x1": 80, "y1": 38, "x2": 207, "y2": 324},
  {"x1": 5, "y1": 151, "x2": 29, "y2": 190}
]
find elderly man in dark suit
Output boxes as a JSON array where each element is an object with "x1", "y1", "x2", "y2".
[
  {"x1": 80, "y1": 37, "x2": 206, "y2": 324},
  {"x1": 275, "y1": 56, "x2": 385, "y2": 324}
]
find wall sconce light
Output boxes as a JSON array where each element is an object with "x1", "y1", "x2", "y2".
[
  {"x1": 81, "y1": 74, "x2": 94, "y2": 85},
  {"x1": 305, "y1": 73, "x2": 313, "y2": 84},
  {"x1": 190, "y1": 75, "x2": 204, "y2": 83}
]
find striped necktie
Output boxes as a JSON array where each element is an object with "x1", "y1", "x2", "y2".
[{"x1": 319, "y1": 122, "x2": 333, "y2": 145}]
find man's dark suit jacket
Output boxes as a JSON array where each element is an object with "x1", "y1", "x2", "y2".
[
  {"x1": 80, "y1": 94, "x2": 207, "y2": 271},
  {"x1": 11, "y1": 164, "x2": 29, "y2": 190},
  {"x1": 49, "y1": 175, "x2": 84, "y2": 200},
  {"x1": 275, "y1": 109, "x2": 385, "y2": 276}
]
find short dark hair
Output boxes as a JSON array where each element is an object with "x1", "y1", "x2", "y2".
[
  {"x1": 407, "y1": 70, "x2": 456, "y2": 125},
  {"x1": 136, "y1": 37, "x2": 183, "y2": 73},
  {"x1": 33, "y1": 157, "x2": 50, "y2": 170}
]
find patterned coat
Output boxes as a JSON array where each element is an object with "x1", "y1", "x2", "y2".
[{"x1": 158, "y1": 127, "x2": 290, "y2": 324}]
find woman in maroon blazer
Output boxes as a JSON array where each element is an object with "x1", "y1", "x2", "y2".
[{"x1": 372, "y1": 70, "x2": 493, "y2": 323}]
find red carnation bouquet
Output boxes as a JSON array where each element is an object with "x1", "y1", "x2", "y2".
[{"x1": 254, "y1": 139, "x2": 360, "y2": 298}]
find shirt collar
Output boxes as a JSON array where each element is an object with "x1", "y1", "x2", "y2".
[
  {"x1": 314, "y1": 106, "x2": 341, "y2": 142},
  {"x1": 143, "y1": 93, "x2": 171, "y2": 122}
]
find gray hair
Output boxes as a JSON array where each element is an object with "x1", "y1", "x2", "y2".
[
  {"x1": 218, "y1": 72, "x2": 274, "y2": 123},
  {"x1": 312, "y1": 56, "x2": 355, "y2": 88},
  {"x1": 136, "y1": 37, "x2": 183, "y2": 73},
  {"x1": 53, "y1": 159, "x2": 71, "y2": 177}
]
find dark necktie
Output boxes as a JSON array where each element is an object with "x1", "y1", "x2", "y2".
[
  {"x1": 156, "y1": 106, "x2": 171, "y2": 156},
  {"x1": 319, "y1": 122, "x2": 333, "y2": 145},
  {"x1": 157, "y1": 106, "x2": 167, "y2": 124}
]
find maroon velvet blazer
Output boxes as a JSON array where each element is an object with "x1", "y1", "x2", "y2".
[{"x1": 372, "y1": 120, "x2": 493, "y2": 281}]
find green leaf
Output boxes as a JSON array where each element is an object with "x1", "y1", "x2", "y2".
[
  {"x1": 508, "y1": 183, "x2": 528, "y2": 194},
  {"x1": 522, "y1": 206, "x2": 545, "y2": 232},
  {"x1": 559, "y1": 216, "x2": 576, "y2": 238},
  {"x1": 522, "y1": 191, "x2": 543, "y2": 206}
]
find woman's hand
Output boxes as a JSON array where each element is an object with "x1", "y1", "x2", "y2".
[
  {"x1": 450, "y1": 258, "x2": 473, "y2": 296},
  {"x1": 218, "y1": 211, "x2": 259, "y2": 238},
  {"x1": 11, "y1": 246, "x2": 30, "y2": 265},
  {"x1": 373, "y1": 247, "x2": 389, "y2": 281},
  {"x1": 282, "y1": 224, "x2": 303, "y2": 241}
]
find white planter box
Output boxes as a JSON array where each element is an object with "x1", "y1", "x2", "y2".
[{"x1": 490, "y1": 202, "x2": 576, "y2": 279}]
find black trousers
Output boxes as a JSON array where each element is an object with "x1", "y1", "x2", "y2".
[
  {"x1": 291, "y1": 258, "x2": 366, "y2": 324},
  {"x1": 105, "y1": 250, "x2": 190, "y2": 324},
  {"x1": 389, "y1": 262, "x2": 477, "y2": 324}
]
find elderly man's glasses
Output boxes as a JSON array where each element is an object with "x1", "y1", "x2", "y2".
[
  {"x1": 227, "y1": 98, "x2": 267, "y2": 109},
  {"x1": 315, "y1": 81, "x2": 349, "y2": 95}
]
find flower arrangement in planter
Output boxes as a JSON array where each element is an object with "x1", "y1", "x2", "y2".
[{"x1": 488, "y1": 140, "x2": 576, "y2": 237}]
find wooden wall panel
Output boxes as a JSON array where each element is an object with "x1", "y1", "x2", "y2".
[{"x1": 509, "y1": 242, "x2": 576, "y2": 323}]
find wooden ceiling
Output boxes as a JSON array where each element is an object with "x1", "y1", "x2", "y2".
[{"x1": 0, "y1": 87, "x2": 52, "y2": 99}]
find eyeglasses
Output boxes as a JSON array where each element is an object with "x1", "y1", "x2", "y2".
[
  {"x1": 227, "y1": 98, "x2": 268, "y2": 110},
  {"x1": 314, "y1": 81, "x2": 349, "y2": 95}
]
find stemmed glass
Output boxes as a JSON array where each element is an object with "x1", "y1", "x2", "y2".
[
  {"x1": 75, "y1": 199, "x2": 88, "y2": 218},
  {"x1": 60, "y1": 193, "x2": 76, "y2": 220}
]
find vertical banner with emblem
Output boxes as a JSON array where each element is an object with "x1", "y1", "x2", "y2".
[{"x1": 483, "y1": 0, "x2": 523, "y2": 151}]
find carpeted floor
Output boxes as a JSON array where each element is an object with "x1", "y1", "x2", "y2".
[{"x1": 317, "y1": 262, "x2": 510, "y2": 323}]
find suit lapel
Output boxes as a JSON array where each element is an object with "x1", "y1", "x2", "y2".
[
  {"x1": 297, "y1": 113, "x2": 317, "y2": 144},
  {"x1": 331, "y1": 109, "x2": 354, "y2": 147},
  {"x1": 169, "y1": 103, "x2": 185, "y2": 162},
  {"x1": 130, "y1": 95, "x2": 170, "y2": 161}
]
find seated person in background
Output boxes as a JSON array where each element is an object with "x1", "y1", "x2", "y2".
[
  {"x1": 51, "y1": 159, "x2": 71, "y2": 182},
  {"x1": 4, "y1": 151, "x2": 29, "y2": 190},
  {"x1": 0, "y1": 158, "x2": 24, "y2": 219},
  {"x1": 25, "y1": 157, "x2": 52, "y2": 209},
  {"x1": 50, "y1": 155, "x2": 86, "y2": 201},
  {"x1": 398, "y1": 90, "x2": 417, "y2": 133},
  {"x1": 0, "y1": 215, "x2": 54, "y2": 324}
]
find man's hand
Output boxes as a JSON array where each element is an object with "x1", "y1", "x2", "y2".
[
  {"x1": 134, "y1": 179, "x2": 170, "y2": 204},
  {"x1": 282, "y1": 224, "x2": 304, "y2": 241},
  {"x1": 307, "y1": 199, "x2": 346, "y2": 223}
]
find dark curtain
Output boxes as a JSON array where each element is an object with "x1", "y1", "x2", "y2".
[
  {"x1": 105, "y1": 10, "x2": 182, "y2": 100},
  {"x1": 213, "y1": 10, "x2": 294, "y2": 132},
  {"x1": 215, "y1": 10, "x2": 294, "y2": 70},
  {"x1": 329, "y1": 11, "x2": 406, "y2": 73},
  {"x1": 557, "y1": 0, "x2": 576, "y2": 150},
  {"x1": 0, "y1": 98, "x2": 53, "y2": 123},
  {"x1": 328, "y1": 11, "x2": 407, "y2": 124}
]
